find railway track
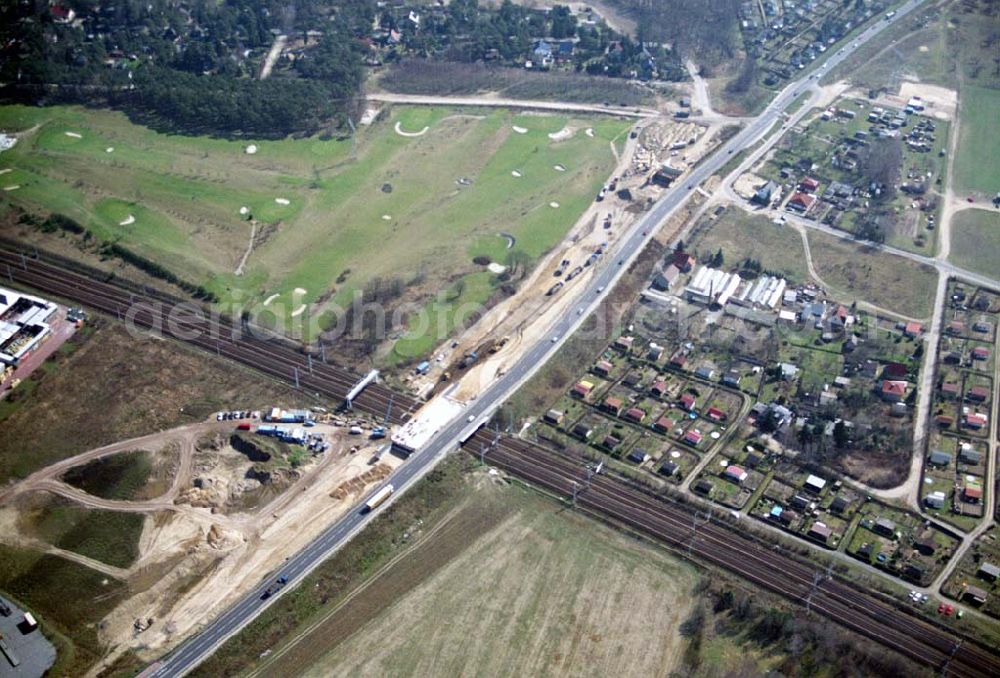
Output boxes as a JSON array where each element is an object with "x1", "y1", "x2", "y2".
[
  {"x1": 468, "y1": 432, "x2": 1000, "y2": 677},
  {"x1": 0, "y1": 246, "x2": 420, "y2": 423}
]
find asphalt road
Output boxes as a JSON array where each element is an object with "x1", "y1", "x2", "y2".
[{"x1": 149, "y1": 3, "x2": 929, "y2": 675}]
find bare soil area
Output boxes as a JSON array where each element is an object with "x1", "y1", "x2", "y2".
[{"x1": 250, "y1": 475, "x2": 699, "y2": 678}]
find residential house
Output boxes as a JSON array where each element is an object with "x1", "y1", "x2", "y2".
[
  {"x1": 964, "y1": 585, "x2": 989, "y2": 606},
  {"x1": 684, "y1": 429, "x2": 704, "y2": 447},
  {"x1": 939, "y1": 382, "x2": 960, "y2": 399},
  {"x1": 959, "y1": 445, "x2": 982, "y2": 465},
  {"x1": 679, "y1": 393, "x2": 697, "y2": 411},
  {"x1": 808, "y1": 522, "x2": 833, "y2": 544},
  {"x1": 799, "y1": 176, "x2": 820, "y2": 192},
  {"x1": 693, "y1": 479, "x2": 714, "y2": 495},
  {"x1": 572, "y1": 423, "x2": 593, "y2": 440},
  {"x1": 903, "y1": 321, "x2": 923, "y2": 338},
  {"x1": 967, "y1": 385, "x2": 990, "y2": 402},
  {"x1": 780, "y1": 362, "x2": 800, "y2": 380},
  {"x1": 627, "y1": 448, "x2": 649, "y2": 464},
  {"x1": 624, "y1": 407, "x2": 645, "y2": 423},
  {"x1": 672, "y1": 250, "x2": 696, "y2": 273},
  {"x1": 602, "y1": 396, "x2": 624, "y2": 416},
  {"x1": 753, "y1": 180, "x2": 781, "y2": 206},
  {"x1": 880, "y1": 379, "x2": 909, "y2": 402},
  {"x1": 594, "y1": 359, "x2": 613, "y2": 376},
  {"x1": 647, "y1": 343, "x2": 665, "y2": 361},
  {"x1": 653, "y1": 415, "x2": 675, "y2": 433},
  {"x1": 786, "y1": 192, "x2": 816, "y2": 212},
  {"x1": 947, "y1": 320, "x2": 965, "y2": 335},
  {"x1": 694, "y1": 366, "x2": 714, "y2": 380},
  {"x1": 544, "y1": 409, "x2": 565, "y2": 425},
  {"x1": 963, "y1": 481, "x2": 984, "y2": 503},
  {"x1": 651, "y1": 380, "x2": 669, "y2": 398},
  {"x1": 572, "y1": 380, "x2": 594, "y2": 399},
  {"x1": 602, "y1": 434, "x2": 621, "y2": 450},
  {"x1": 614, "y1": 335, "x2": 635, "y2": 352},
  {"x1": 804, "y1": 474, "x2": 827, "y2": 494},
  {"x1": 928, "y1": 450, "x2": 952, "y2": 467},
  {"x1": 971, "y1": 346, "x2": 991, "y2": 361},
  {"x1": 924, "y1": 491, "x2": 946, "y2": 509},
  {"x1": 722, "y1": 369, "x2": 742, "y2": 388},
  {"x1": 724, "y1": 465, "x2": 748, "y2": 483},
  {"x1": 874, "y1": 517, "x2": 897, "y2": 537},
  {"x1": 977, "y1": 562, "x2": 1000, "y2": 582},
  {"x1": 964, "y1": 412, "x2": 988, "y2": 430},
  {"x1": 706, "y1": 406, "x2": 727, "y2": 422},
  {"x1": 659, "y1": 460, "x2": 679, "y2": 477}
]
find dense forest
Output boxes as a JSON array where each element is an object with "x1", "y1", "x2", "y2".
[
  {"x1": 0, "y1": 0, "x2": 372, "y2": 137},
  {"x1": 0, "y1": 0, "x2": 685, "y2": 138}
]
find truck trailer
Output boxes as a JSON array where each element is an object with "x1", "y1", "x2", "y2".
[{"x1": 364, "y1": 484, "x2": 394, "y2": 512}]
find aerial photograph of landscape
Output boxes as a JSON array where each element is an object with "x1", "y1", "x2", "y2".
[{"x1": 1, "y1": 0, "x2": 999, "y2": 676}]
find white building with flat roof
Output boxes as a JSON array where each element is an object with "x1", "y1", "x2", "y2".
[
  {"x1": 0, "y1": 286, "x2": 57, "y2": 365},
  {"x1": 684, "y1": 267, "x2": 741, "y2": 306}
]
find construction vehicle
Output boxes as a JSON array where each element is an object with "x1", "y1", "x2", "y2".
[
  {"x1": 489, "y1": 336, "x2": 509, "y2": 354},
  {"x1": 440, "y1": 371, "x2": 451, "y2": 382},
  {"x1": 547, "y1": 282, "x2": 564, "y2": 296},
  {"x1": 566, "y1": 266, "x2": 584, "y2": 281},
  {"x1": 370, "y1": 426, "x2": 387, "y2": 440},
  {"x1": 458, "y1": 351, "x2": 478, "y2": 369}
]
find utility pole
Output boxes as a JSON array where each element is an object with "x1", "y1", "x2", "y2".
[
  {"x1": 479, "y1": 442, "x2": 487, "y2": 465},
  {"x1": 307, "y1": 353, "x2": 313, "y2": 374},
  {"x1": 570, "y1": 481, "x2": 580, "y2": 508},
  {"x1": 688, "y1": 509, "x2": 710, "y2": 556},
  {"x1": 293, "y1": 366, "x2": 300, "y2": 389},
  {"x1": 20, "y1": 252, "x2": 27, "y2": 270},
  {"x1": 320, "y1": 343, "x2": 327, "y2": 363},
  {"x1": 941, "y1": 640, "x2": 962, "y2": 677},
  {"x1": 6, "y1": 264, "x2": 12, "y2": 283},
  {"x1": 805, "y1": 570, "x2": 824, "y2": 612}
]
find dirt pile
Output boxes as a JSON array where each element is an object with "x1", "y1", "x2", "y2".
[
  {"x1": 206, "y1": 523, "x2": 243, "y2": 551},
  {"x1": 331, "y1": 464, "x2": 392, "y2": 501}
]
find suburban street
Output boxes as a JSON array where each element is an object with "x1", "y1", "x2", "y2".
[{"x1": 147, "y1": 2, "x2": 937, "y2": 674}]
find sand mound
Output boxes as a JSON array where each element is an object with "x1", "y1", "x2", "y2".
[
  {"x1": 394, "y1": 121, "x2": 429, "y2": 137},
  {"x1": 293, "y1": 287, "x2": 307, "y2": 295},
  {"x1": 487, "y1": 262, "x2": 507, "y2": 274},
  {"x1": 3, "y1": 185, "x2": 19, "y2": 191},
  {"x1": 275, "y1": 198, "x2": 290, "y2": 205},
  {"x1": 291, "y1": 304, "x2": 307, "y2": 317},
  {"x1": 119, "y1": 214, "x2": 135, "y2": 226},
  {"x1": 511, "y1": 170, "x2": 522, "y2": 178},
  {"x1": 549, "y1": 201, "x2": 560, "y2": 208},
  {"x1": 512, "y1": 125, "x2": 528, "y2": 134},
  {"x1": 585, "y1": 128, "x2": 595, "y2": 138},
  {"x1": 245, "y1": 144, "x2": 258, "y2": 154},
  {"x1": 548, "y1": 127, "x2": 573, "y2": 141},
  {"x1": 263, "y1": 294, "x2": 280, "y2": 306},
  {"x1": 553, "y1": 164, "x2": 566, "y2": 172},
  {"x1": 64, "y1": 131, "x2": 82, "y2": 139}
]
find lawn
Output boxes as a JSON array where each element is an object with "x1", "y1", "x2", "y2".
[
  {"x1": 949, "y1": 208, "x2": 1000, "y2": 277},
  {"x1": 688, "y1": 209, "x2": 811, "y2": 283},
  {"x1": 806, "y1": 229, "x2": 938, "y2": 319},
  {"x1": 0, "y1": 104, "x2": 630, "y2": 353},
  {"x1": 954, "y1": 86, "x2": 1000, "y2": 195}
]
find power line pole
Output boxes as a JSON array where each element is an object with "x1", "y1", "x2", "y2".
[
  {"x1": 941, "y1": 639, "x2": 962, "y2": 677},
  {"x1": 479, "y1": 442, "x2": 487, "y2": 465},
  {"x1": 293, "y1": 366, "x2": 300, "y2": 389},
  {"x1": 805, "y1": 570, "x2": 824, "y2": 612},
  {"x1": 307, "y1": 353, "x2": 313, "y2": 374}
]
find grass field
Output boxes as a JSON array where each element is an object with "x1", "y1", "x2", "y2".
[
  {"x1": 62, "y1": 449, "x2": 175, "y2": 501},
  {"x1": 0, "y1": 544, "x2": 130, "y2": 676},
  {"x1": 0, "y1": 320, "x2": 299, "y2": 486},
  {"x1": 297, "y1": 485, "x2": 698, "y2": 677},
  {"x1": 807, "y1": 229, "x2": 938, "y2": 318},
  {"x1": 19, "y1": 496, "x2": 144, "y2": 569},
  {"x1": 0, "y1": 104, "x2": 630, "y2": 356},
  {"x1": 948, "y1": 208, "x2": 1000, "y2": 276},
  {"x1": 688, "y1": 209, "x2": 811, "y2": 283},
  {"x1": 954, "y1": 86, "x2": 1000, "y2": 195}
]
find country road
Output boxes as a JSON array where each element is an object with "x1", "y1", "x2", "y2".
[{"x1": 365, "y1": 92, "x2": 661, "y2": 118}]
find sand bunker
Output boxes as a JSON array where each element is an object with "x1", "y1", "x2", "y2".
[
  {"x1": 511, "y1": 170, "x2": 522, "y2": 178},
  {"x1": 512, "y1": 125, "x2": 528, "y2": 134},
  {"x1": 239, "y1": 206, "x2": 249, "y2": 215},
  {"x1": 553, "y1": 164, "x2": 566, "y2": 172},
  {"x1": 584, "y1": 128, "x2": 595, "y2": 138},
  {"x1": 64, "y1": 131, "x2": 82, "y2": 139},
  {"x1": 275, "y1": 198, "x2": 290, "y2": 205},
  {"x1": 291, "y1": 304, "x2": 307, "y2": 317},
  {"x1": 487, "y1": 262, "x2": 507, "y2": 274},
  {"x1": 0, "y1": 169, "x2": 11, "y2": 175},
  {"x1": 119, "y1": 214, "x2": 135, "y2": 226},
  {"x1": 263, "y1": 293, "x2": 280, "y2": 306},
  {"x1": 106, "y1": 147, "x2": 114, "y2": 153},
  {"x1": 498, "y1": 232, "x2": 515, "y2": 249},
  {"x1": 382, "y1": 214, "x2": 392, "y2": 221},
  {"x1": 245, "y1": 144, "x2": 258, "y2": 154},
  {"x1": 394, "y1": 121, "x2": 429, "y2": 137},
  {"x1": 293, "y1": 287, "x2": 307, "y2": 295},
  {"x1": 919, "y1": 45, "x2": 929, "y2": 52},
  {"x1": 549, "y1": 202, "x2": 560, "y2": 208},
  {"x1": 548, "y1": 127, "x2": 573, "y2": 141},
  {"x1": 3, "y1": 185, "x2": 19, "y2": 191}
]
